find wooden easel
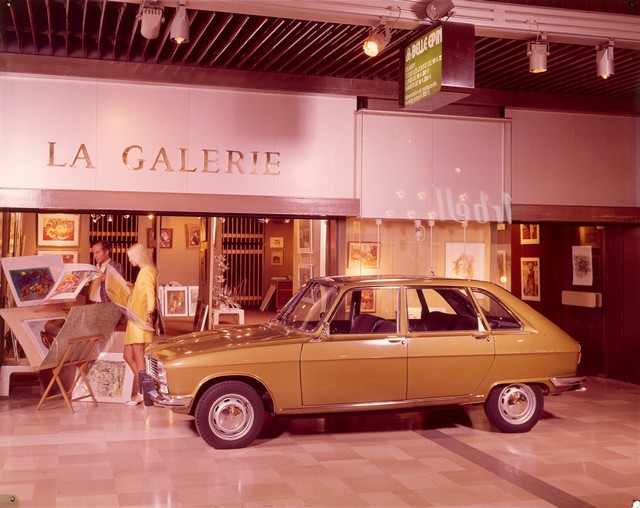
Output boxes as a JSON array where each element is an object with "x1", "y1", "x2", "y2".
[{"x1": 36, "y1": 334, "x2": 103, "y2": 414}]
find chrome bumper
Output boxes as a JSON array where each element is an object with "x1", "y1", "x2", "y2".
[
  {"x1": 550, "y1": 375, "x2": 586, "y2": 391},
  {"x1": 140, "y1": 372, "x2": 193, "y2": 408}
]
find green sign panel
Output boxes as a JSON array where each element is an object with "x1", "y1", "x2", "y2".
[{"x1": 403, "y1": 25, "x2": 443, "y2": 107}]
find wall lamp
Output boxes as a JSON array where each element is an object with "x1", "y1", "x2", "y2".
[
  {"x1": 140, "y1": 3, "x2": 164, "y2": 40},
  {"x1": 527, "y1": 33, "x2": 549, "y2": 73},
  {"x1": 596, "y1": 39, "x2": 614, "y2": 79},
  {"x1": 363, "y1": 21, "x2": 391, "y2": 57},
  {"x1": 170, "y1": 0, "x2": 190, "y2": 44}
]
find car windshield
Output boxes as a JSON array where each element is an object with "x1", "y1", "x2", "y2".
[{"x1": 273, "y1": 281, "x2": 339, "y2": 332}]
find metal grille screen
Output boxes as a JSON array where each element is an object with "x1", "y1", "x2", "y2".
[
  {"x1": 88, "y1": 214, "x2": 138, "y2": 281},
  {"x1": 221, "y1": 217, "x2": 264, "y2": 308}
]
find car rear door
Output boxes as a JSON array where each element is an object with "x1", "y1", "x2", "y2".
[
  {"x1": 300, "y1": 286, "x2": 407, "y2": 406},
  {"x1": 405, "y1": 285, "x2": 495, "y2": 399}
]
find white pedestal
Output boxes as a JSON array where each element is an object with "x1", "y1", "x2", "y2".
[
  {"x1": 0, "y1": 360, "x2": 36, "y2": 396},
  {"x1": 211, "y1": 308, "x2": 244, "y2": 326}
]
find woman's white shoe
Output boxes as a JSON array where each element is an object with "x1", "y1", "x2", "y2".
[{"x1": 126, "y1": 393, "x2": 143, "y2": 406}]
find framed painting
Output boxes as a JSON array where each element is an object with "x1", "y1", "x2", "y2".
[
  {"x1": 37, "y1": 214, "x2": 80, "y2": 247},
  {"x1": 361, "y1": 289, "x2": 376, "y2": 313},
  {"x1": 521, "y1": 257, "x2": 541, "y2": 301},
  {"x1": 22, "y1": 316, "x2": 67, "y2": 366},
  {"x1": 297, "y1": 220, "x2": 312, "y2": 254},
  {"x1": 271, "y1": 250, "x2": 283, "y2": 266},
  {"x1": 72, "y1": 352, "x2": 134, "y2": 404},
  {"x1": 37, "y1": 250, "x2": 78, "y2": 264},
  {"x1": 146, "y1": 228, "x2": 156, "y2": 249},
  {"x1": 186, "y1": 224, "x2": 200, "y2": 249},
  {"x1": 520, "y1": 224, "x2": 540, "y2": 245},
  {"x1": 298, "y1": 264, "x2": 313, "y2": 285},
  {"x1": 159, "y1": 228, "x2": 173, "y2": 248},
  {"x1": 165, "y1": 286, "x2": 188, "y2": 317},
  {"x1": 445, "y1": 243, "x2": 486, "y2": 280},
  {"x1": 188, "y1": 286, "x2": 199, "y2": 316},
  {"x1": 270, "y1": 237, "x2": 284, "y2": 248},
  {"x1": 347, "y1": 242, "x2": 379, "y2": 268}
]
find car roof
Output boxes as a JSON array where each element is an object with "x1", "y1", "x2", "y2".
[{"x1": 314, "y1": 275, "x2": 501, "y2": 289}]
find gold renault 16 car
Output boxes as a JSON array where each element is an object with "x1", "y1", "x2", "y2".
[{"x1": 143, "y1": 276, "x2": 584, "y2": 449}]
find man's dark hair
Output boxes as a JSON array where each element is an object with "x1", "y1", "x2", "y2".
[{"x1": 91, "y1": 239, "x2": 111, "y2": 253}]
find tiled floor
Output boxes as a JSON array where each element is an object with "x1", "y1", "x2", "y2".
[{"x1": 1, "y1": 317, "x2": 640, "y2": 507}]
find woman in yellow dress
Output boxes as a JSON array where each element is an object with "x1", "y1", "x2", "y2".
[{"x1": 123, "y1": 243, "x2": 157, "y2": 406}]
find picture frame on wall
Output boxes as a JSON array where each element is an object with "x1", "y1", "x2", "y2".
[
  {"x1": 37, "y1": 250, "x2": 78, "y2": 264},
  {"x1": 164, "y1": 286, "x2": 188, "y2": 317},
  {"x1": 271, "y1": 250, "x2": 284, "y2": 266},
  {"x1": 270, "y1": 237, "x2": 284, "y2": 249},
  {"x1": 521, "y1": 257, "x2": 541, "y2": 301},
  {"x1": 159, "y1": 228, "x2": 173, "y2": 249},
  {"x1": 146, "y1": 228, "x2": 156, "y2": 249},
  {"x1": 298, "y1": 264, "x2": 313, "y2": 285},
  {"x1": 297, "y1": 220, "x2": 312, "y2": 253},
  {"x1": 361, "y1": 289, "x2": 376, "y2": 313},
  {"x1": 186, "y1": 224, "x2": 200, "y2": 250},
  {"x1": 37, "y1": 213, "x2": 80, "y2": 247},
  {"x1": 347, "y1": 242, "x2": 379, "y2": 268},
  {"x1": 520, "y1": 224, "x2": 540, "y2": 245}
]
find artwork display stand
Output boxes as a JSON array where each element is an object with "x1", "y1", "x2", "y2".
[{"x1": 36, "y1": 334, "x2": 103, "y2": 413}]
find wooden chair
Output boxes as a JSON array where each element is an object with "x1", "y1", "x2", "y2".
[{"x1": 36, "y1": 334, "x2": 103, "y2": 414}]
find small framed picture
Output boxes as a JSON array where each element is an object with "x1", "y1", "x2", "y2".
[
  {"x1": 188, "y1": 286, "x2": 199, "y2": 316},
  {"x1": 270, "y1": 237, "x2": 284, "y2": 248},
  {"x1": 298, "y1": 264, "x2": 313, "y2": 285},
  {"x1": 521, "y1": 257, "x2": 541, "y2": 301},
  {"x1": 37, "y1": 250, "x2": 78, "y2": 263},
  {"x1": 271, "y1": 250, "x2": 284, "y2": 266},
  {"x1": 520, "y1": 224, "x2": 540, "y2": 245},
  {"x1": 348, "y1": 242, "x2": 379, "y2": 268},
  {"x1": 164, "y1": 286, "x2": 188, "y2": 317},
  {"x1": 37, "y1": 214, "x2": 80, "y2": 247},
  {"x1": 361, "y1": 289, "x2": 376, "y2": 313},
  {"x1": 159, "y1": 228, "x2": 173, "y2": 249},
  {"x1": 146, "y1": 228, "x2": 156, "y2": 249},
  {"x1": 297, "y1": 220, "x2": 312, "y2": 254},
  {"x1": 186, "y1": 224, "x2": 200, "y2": 250}
]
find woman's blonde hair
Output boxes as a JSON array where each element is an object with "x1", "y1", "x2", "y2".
[{"x1": 127, "y1": 242, "x2": 157, "y2": 272}]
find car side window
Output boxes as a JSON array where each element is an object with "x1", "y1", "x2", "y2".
[
  {"x1": 471, "y1": 289, "x2": 523, "y2": 330},
  {"x1": 406, "y1": 286, "x2": 482, "y2": 332},
  {"x1": 329, "y1": 287, "x2": 399, "y2": 334}
]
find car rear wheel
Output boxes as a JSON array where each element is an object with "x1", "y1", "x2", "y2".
[
  {"x1": 484, "y1": 383, "x2": 543, "y2": 433},
  {"x1": 195, "y1": 381, "x2": 264, "y2": 449}
]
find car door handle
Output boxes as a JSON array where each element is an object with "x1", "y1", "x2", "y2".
[
  {"x1": 387, "y1": 338, "x2": 406, "y2": 345},
  {"x1": 473, "y1": 332, "x2": 490, "y2": 341}
]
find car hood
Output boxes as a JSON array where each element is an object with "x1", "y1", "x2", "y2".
[{"x1": 146, "y1": 323, "x2": 303, "y2": 361}]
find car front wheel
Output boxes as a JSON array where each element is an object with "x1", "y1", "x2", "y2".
[
  {"x1": 484, "y1": 383, "x2": 543, "y2": 433},
  {"x1": 195, "y1": 381, "x2": 264, "y2": 449}
]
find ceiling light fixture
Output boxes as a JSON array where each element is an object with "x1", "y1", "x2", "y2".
[
  {"x1": 425, "y1": 0, "x2": 454, "y2": 22},
  {"x1": 170, "y1": 0, "x2": 190, "y2": 44},
  {"x1": 596, "y1": 39, "x2": 614, "y2": 79},
  {"x1": 363, "y1": 21, "x2": 390, "y2": 57},
  {"x1": 527, "y1": 33, "x2": 549, "y2": 73},
  {"x1": 140, "y1": 3, "x2": 164, "y2": 40}
]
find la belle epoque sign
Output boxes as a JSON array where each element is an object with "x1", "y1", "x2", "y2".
[{"x1": 47, "y1": 142, "x2": 282, "y2": 175}]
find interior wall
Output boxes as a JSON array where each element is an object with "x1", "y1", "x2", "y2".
[
  {"x1": 155, "y1": 216, "x2": 200, "y2": 286},
  {"x1": 508, "y1": 110, "x2": 637, "y2": 207}
]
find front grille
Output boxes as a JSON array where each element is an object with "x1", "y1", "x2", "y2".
[{"x1": 146, "y1": 357, "x2": 161, "y2": 380}]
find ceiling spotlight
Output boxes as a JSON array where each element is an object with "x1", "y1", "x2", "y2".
[
  {"x1": 527, "y1": 34, "x2": 549, "y2": 73},
  {"x1": 425, "y1": 0, "x2": 454, "y2": 21},
  {"x1": 140, "y1": 4, "x2": 164, "y2": 40},
  {"x1": 170, "y1": 0, "x2": 190, "y2": 44},
  {"x1": 363, "y1": 22, "x2": 390, "y2": 57},
  {"x1": 596, "y1": 39, "x2": 614, "y2": 79}
]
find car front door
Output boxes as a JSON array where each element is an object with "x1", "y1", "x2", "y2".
[
  {"x1": 300, "y1": 286, "x2": 407, "y2": 406},
  {"x1": 405, "y1": 286, "x2": 495, "y2": 399}
]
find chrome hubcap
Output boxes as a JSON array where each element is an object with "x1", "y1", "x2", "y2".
[{"x1": 209, "y1": 394, "x2": 254, "y2": 441}]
